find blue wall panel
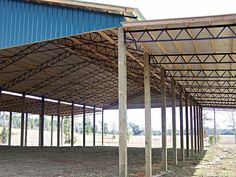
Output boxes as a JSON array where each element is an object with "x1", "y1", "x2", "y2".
[{"x1": 0, "y1": 0, "x2": 124, "y2": 49}]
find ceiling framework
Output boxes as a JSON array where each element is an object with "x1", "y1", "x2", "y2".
[
  {"x1": 0, "y1": 28, "x2": 167, "y2": 115},
  {"x1": 123, "y1": 14, "x2": 236, "y2": 109},
  {"x1": 1, "y1": 14, "x2": 236, "y2": 114}
]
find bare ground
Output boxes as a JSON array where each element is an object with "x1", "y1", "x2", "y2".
[{"x1": 0, "y1": 144, "x2": 235, "y2": 177}]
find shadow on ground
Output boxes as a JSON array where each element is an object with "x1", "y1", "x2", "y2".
[
  {"x1": 128, "y1": 148, "x2": 207, "y2": 177},
  {"x1": 0, "y1": 146, "x2": 207, "y2": 177}
]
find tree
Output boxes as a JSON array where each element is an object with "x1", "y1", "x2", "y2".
[
  {"x1": 104, "y1": 123, "x2": 108, "y2": 136},
  {"x1": 85, "y1": 117, "x2": 93, "y2": 134},
  {"x1": 226, "y1": 111, "x2": 236, "y2": 144},
  {"x1": 63, "y1": 116, "x2": 71, "y2": 144},
  {"x1": 129, "y1": 123, "x2": 144, "y2": 135},
  {"x1": 0, "y1": 112, "x2": 8, "y2": 144}
]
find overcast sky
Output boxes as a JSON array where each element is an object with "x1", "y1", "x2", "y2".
[
  {"x1": 80, "y1": 0, "x2": 236, "y2": 20},
  {"x1": 78, "y1": 0, "x2": 236, "y2": 130}
]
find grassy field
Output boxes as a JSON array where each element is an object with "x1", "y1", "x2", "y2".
[{"x1": 0, "y1": 128, "x2": 235, "y2": 147}]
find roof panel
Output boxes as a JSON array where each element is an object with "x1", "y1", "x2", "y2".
[{"x1": 0, "y1": 0, "x2": 125, "y2": 49}]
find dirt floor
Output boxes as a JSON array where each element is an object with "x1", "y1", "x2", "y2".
[{"x1": 0, "y1": 144, "x2": 235, "y2": 177}]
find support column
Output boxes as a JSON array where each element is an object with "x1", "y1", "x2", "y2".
[
  {"x1": 8, "y1": 111, "x2": 12, "y2": 146},
  {"x1": 57, "y1": 100, "x2": 60, "y2": 147},
  {"x1": 61, "y1": 116, "x2": 64, "y2": 146},
  {"x1": 193, "y1": 101, "x2": 197, "y2": 153},
  {"x1": 199, "y1": 106, "x2": 202, "y2": 151},
  {"x1": 20, "y1": 92, "x2": 25, "y2": 147},
  {"x1": 25, "y1": 112, "x2": 28, "y2": 146},
  {"x1": 102, "y1": 108, "x2": 104, "y2": 146},
  {"x1": 171, "y1": 78, "x2": 177, "y2": 165},
  {"x1": 196, "y1": 104, "x2": 199, "y2": 152},
  {"x1": 197, "y1": 105, "x2": 200, "y2": 152},
  {"x1": 83, "y1": 104, "x2": 86, "y2": 147},
  {"x1": 185, "y1": 92, "x2": 189, "y2": 158},
  {"x1": 93, "y1": 106, "x2": 96, "y2": 147},
  {"x1": 71, "y1": 102, "x2": 74, "y2": 147},
  {"x1": 144, "y1": 52, "x2": 152, "y2": 176},
  {"x1": 213, "y1": 108, "x2": 217, "y2": 144},
  {"x1": 51, "y1": 115, "x2": 53, "y2": 146},
  {"x1": 179, "y1": 86, "x2": 184, "y2": 161},
  {"x1": 161, "y1": 67, "x2": 167, "y2": 170},
  {"x1": 201, "y1": 107, "x2": 204, "y2": 150},
  {"x1": 39, "y1": 96, "x2": 45, "y2": 147},
  {"x1": 118, "y1": 27, "x2": 127, "y2": 177},
  {"x1": 190, "y1": 99, "x2": 194, "y2": 157}
]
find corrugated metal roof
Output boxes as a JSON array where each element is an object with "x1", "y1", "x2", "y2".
[
  {"x1": 0, "y1": 0, "x2": 125, "y2": 49},
  {"x1": 26, "y1": 0, "x2": 144, "y2": 19}
]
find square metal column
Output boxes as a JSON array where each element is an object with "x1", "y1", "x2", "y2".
[{"x1": 118, "y1": 27, "x2": 127, "y2": 177}]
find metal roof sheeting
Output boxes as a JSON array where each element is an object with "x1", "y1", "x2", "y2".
[{"x1": 0, "y1": 0, "x2": 124, "y2": 49}]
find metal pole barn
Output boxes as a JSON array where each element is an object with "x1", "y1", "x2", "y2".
[
  {"x1": 144, "y1": 52, "x2": 152, "y2": 176},
  {"x1": 8, "y1": 111, "x2": 12, "y2": 146},
  {"x1": 179, "y1": 86, "x2": 184, "y2": 161},
  {"x1": 20, "y1": 92, "x2": 25, "y2": 147},
  {"x1": 161, "y1": 67, "x2": 167, "y2": 170},
  {"x1": 185, "y1": 92, "x2": 189, "y2": 158},
  {"x1": 57, "y1": 100, "x2": 60, "y2": 147},
  {"x1": 118, "y1": 27, "x2": 127, "y2": 177},
  {"x1": 171, "y1": 78, "x2": 177, "y2": 165}
]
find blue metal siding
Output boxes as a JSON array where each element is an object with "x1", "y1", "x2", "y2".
[{"x1": 0, "y1": 0, "x2": 124, "y2": 49}]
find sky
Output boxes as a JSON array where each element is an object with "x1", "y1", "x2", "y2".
[
  {"x1": 80, "y1": 0, "x2": 236, "y2": 130},
  {"x1": 79, "y1": 0, "x2": 236, "y2": 20}
]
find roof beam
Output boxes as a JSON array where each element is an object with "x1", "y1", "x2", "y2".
[
  {"x1": 150, "y1": 53, "x2": 236, "y2": 65},
  {"x1": 125, "y1": 23, "x2": 236, "y2": 43}
]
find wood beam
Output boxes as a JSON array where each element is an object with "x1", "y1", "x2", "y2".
[
  {"x1": 171, "y1": 78, "x2": 177, "y2": 165},
  {"x1": 161, "y1": 67, "x2": 167, "y2": 171},
  {"x1": 118, "y1": 27, "x2": 127, "y2": 177},
  {"x1": 179, "y1": 86, "x2": 184, "y2": 161},
  {"x1": 144, "y1": 52, "x2": 152, "y2": 176}
]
